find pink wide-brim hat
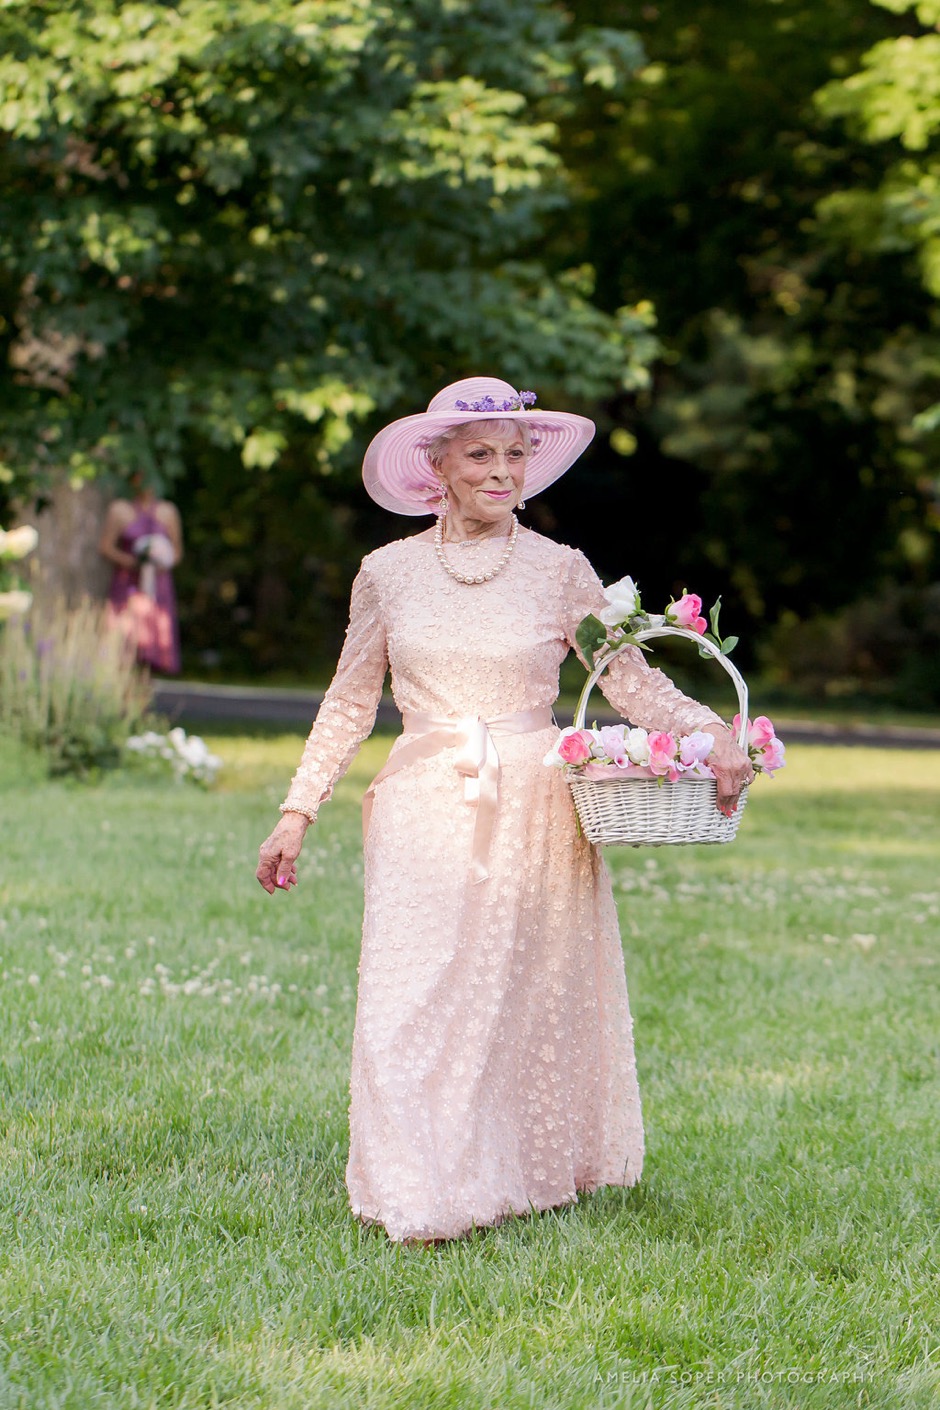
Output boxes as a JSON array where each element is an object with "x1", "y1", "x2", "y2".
[{"x1": 362, "y1": 376, "x2": 596, "y2": 516}]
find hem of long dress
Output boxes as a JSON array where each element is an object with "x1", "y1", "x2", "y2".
[{"x1": 350, "y1": 1171, "x2": 642, "y2": 1245}]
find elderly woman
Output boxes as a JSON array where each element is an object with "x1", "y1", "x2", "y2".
[{"x1": 256, "y1": 376, "x2": 751, "y2": 1244}]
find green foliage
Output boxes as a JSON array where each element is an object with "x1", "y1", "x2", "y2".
[
  {"x1": 0, "y1": 597, "x2": 151, "y2": 776},
  {"x1": 815, "y1": 0, "x2": 940, "y2": 460},
  {"x1": 0, "y1": 0, "x2": 654, "y2": 501},
  {"x1": 760, "y1": 581, "x2": 940, "y2": 707},
  {"x1": 5, "y1": 0, "x2": 940, "y2": 691},
  {"x1": 574, "y1": 610, "x2": 607, "y2": 667},
  {"x1": 0, "y1": 0, "x2": 661, "y2": 676},
  {"x1": 547, "y1": 0, "x2": 940, "y2": 659}
]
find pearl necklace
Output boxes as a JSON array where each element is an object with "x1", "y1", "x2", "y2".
[{"x1": 434, "y1": 514, "x2": 519, "y2": 585}]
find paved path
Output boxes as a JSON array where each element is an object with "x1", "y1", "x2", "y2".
[{"x1": 153, "y1": 681, "x2": 940, "y2": 750}]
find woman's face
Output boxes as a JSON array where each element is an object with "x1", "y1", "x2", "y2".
[{"x1": 437, "y1": 428, "x2": 528, "y2": 524}]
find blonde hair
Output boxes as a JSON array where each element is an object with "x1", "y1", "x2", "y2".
[{"x1": 423, "y1": 418, "x2": 535, "y2": 470}]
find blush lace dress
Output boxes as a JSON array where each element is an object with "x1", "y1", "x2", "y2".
[{"x1": 282, "y1": 527, "x2": 722, "y2": 1242}]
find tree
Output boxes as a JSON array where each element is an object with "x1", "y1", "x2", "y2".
[
  {"x1": 0, "y1": 0, "x2": 655, "y2": 496},
  {"x1": 545, "y1": 0, "x2": 940, "y2": 668},
  {"x1": 815, "y1": 0, "x2": 940, "y2": 477},
  {"x1": 0, "y1": 0, "x2": 655, "y2": 667}
]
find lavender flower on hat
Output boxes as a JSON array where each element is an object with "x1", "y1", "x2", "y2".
[{"x1": 454, "y1": 390, "x2": 537, "y2": 413}]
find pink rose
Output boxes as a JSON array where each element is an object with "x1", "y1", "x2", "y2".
[
  {"x1": 678, "y1": 730, "x2": 716, "y2": 778},
  {"x1": 678, "y1": 730, "x2": 714, "y2": 766},
  {"x1": 731, "y1": 714, "x2": 785, "y2": 774},
  {"x1": 557, "y1": 730, "x2": 593, "y2": 765},
  {"x1": 748, "y1": 715, "x2": 776, "y2": 750},
  {"x1": 667, "y1": 593, "x2": 707, "y2": 635},
  {"x1": 755, "y1": 735, "x2": 786, "y2": 775},
  {"x1": 596, "y1": 725, "x2": 629, "y2": 766},
  {"x1": 647, "y1": 730, "x2": 680, "y2": 780}
]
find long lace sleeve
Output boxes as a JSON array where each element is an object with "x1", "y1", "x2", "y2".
[
  {"x1": 562, "y1": 549, "x2": 725, "y2": 736},
  {"x1": 280, "y1": 557, "x2": 389, "y2": 821}
]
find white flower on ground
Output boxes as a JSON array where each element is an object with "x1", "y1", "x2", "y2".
[
  {"x1": 126, "y1": 731, "x2": 164, "y2": 753},
  {"x1": 126, "y1": 727, "x2": 221, "y2": 784}
]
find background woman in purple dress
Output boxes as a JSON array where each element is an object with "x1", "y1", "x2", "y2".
[{"x1": 99, "y1": 474, "x2": 183, "y2": 675}]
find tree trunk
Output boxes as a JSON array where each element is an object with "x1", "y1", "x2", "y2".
[{"x1": 18, "y1": 478, "x2": 111, "y2": 606}]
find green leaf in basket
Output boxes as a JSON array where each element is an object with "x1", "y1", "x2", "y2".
[
  {"x1": 709, "y1": 596, "x2": 723, "y2": 638},
  {"x1": 704, "y1": 626, "x2": 732, "y2": 651},
  {"x1": 576, "y1": 613, "x2": 608, "y2": 668}
]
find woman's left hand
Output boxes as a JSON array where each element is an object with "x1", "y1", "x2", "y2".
[{"x1": 708, "y1": 728, "x2": 754, "y2": 816}]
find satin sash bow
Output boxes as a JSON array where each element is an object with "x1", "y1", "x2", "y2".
[{"x1": 362, "y1": 707, "x2": 553, "y2": 884}]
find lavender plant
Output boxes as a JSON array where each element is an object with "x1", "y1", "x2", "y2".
[{"x1": 0, "y1": 596, "x2": 152, "y2": 777}]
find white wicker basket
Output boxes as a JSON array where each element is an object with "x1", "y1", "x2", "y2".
[{"x1": 567, "y1": 625, "x2": 750, "y2": 847}]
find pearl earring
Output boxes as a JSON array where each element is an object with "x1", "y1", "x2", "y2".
[
  {"x1": 437, "y1": 483, "x2": 448, "y2": 518},
  {"x1": 518, "y1": 498, "x2": 526, "y2": 511}
]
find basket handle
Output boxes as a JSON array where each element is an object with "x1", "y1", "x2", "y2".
[{"x1": 572, "y1": 625, "x2": 750, "y2": 751}]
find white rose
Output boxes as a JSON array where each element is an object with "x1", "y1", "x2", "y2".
[
  {"x1": 625, "y1": 727, "x2": 651, "y2": 766},
  {"x1": 598, "y1": 575, "x2": 640, "y2": 628}
]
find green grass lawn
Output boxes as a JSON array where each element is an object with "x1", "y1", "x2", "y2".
[{"x1": 0, "y1": 733, "x2": 937, "y2": 1409}]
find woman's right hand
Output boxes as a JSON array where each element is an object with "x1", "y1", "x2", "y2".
[{"x1": 256, "y1": 813, "x2": 309, "y2": 895}]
